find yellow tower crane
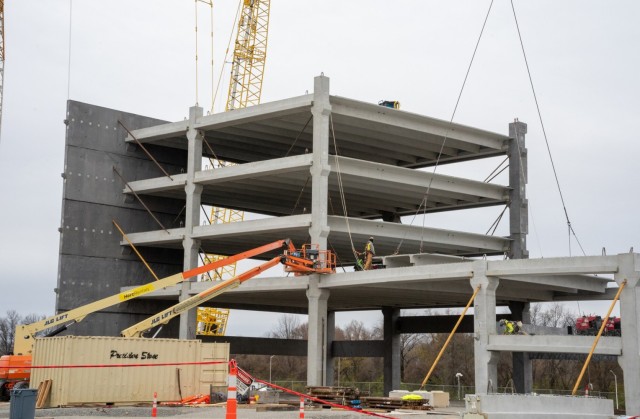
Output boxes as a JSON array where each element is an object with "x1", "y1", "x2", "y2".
[{"x1": 197, "y1": 0, "x2": 271, "y2": 337}]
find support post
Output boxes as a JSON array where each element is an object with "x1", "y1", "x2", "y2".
[
  {"x1": 179, "y1": 105, "x2": 203, "y2": 339},
  {"x1": 508, "y1": 120, "x2": 529, "y2": 260},
  {"x1": 616, "y1": 253, "x2": 640, "y2": 415},
  {"x1": 325, "y1": 311, "x2": 336, "y2": 386},
  {"x1": 383, "y1": 307, "x2": 401, "y2": 396},
  {"x1": 306, "y1": 275, "x2": 329, "y2": 386},
  {"x1": 471, "y1": 261, "x2": 499, "y2": 394},
  {"x1": 509, "y1": 301, "x2": 532, "y2": 393},
  {"x1": 309, "y1": 75, "x2": 331, "y2": 251}
]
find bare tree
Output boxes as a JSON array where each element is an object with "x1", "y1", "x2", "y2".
[
  {"x1": 266, "y1": 314, "x2": 308, "y2": 381},
  {"x1": 0, "y1": 311, "x2": 22, "y2": 355},
  {"x1": 269, "y1": 314, "x2": 305, "y2": 339},
  {"x1": 530, "y1": 302, "x2": 575, "y2": 328},
  {"x1": 400, "y1": 333, "x2": 425, "y2": 382}
]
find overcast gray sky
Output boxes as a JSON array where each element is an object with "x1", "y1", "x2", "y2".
[{"x1": 1, "y1": 1, "x2": 638, "y2": 335}]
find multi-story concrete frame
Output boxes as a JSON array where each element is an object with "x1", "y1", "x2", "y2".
[
  {"x1": 57, "y1": 75, "x2": 640, "y2": 415},
  {"x1": 122, "y1": 74, "x2": 527, "y2": 387}
]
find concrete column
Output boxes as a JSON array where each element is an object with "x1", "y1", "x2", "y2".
[
  {"x1": 509, "y1": 301, "x2": 532, "y2": 393},
  {"x1": 616, "y1": 253, "x2": 640, "y2": 415},
  {"x1": 307, "y1": 275, "x2": 330, "y2": 386},
  {"x1": 309, "y1": 75, "x2": 331, "y2": 251},
  {"x1": 471, "y1": 261, "x2": 499, "y2": 394},
  {"x1": 326, "y1": 311, "x2": 336, "y2": 386},
  {"x1": 383, "y1": 307, "x2": 401, "y2": 396},
  {"x1": 179, "y1": 105, "x2": 204, "y2": 340},
  {"x1": 508, "y1": 120, "x2": 529, "y2": 260}
]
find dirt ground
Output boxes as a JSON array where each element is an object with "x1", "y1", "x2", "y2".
[{"x1": 0, "y1": 402, "x2": 464, "y2": 418}]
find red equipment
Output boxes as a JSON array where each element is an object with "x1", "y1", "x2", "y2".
[{"x1": 574, "y1": 315, "x2": 621, "y2": 336}]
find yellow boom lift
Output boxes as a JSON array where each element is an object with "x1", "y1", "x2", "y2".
[
  {"x1": 1, "y1": 239, "x2": 326, "y2": 399},
  {"x1": 123, "y1": 240, "x2": 334, "y2": 338}
]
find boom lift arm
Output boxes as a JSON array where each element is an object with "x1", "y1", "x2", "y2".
[
  {"x1": 13, "y1": 239, "x2": 293, "y2": 355},
  {"x1": 121, "y1": 241, "x2": 335, "y2": 338}
]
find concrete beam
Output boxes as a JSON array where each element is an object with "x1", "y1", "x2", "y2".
[
  {"x1": 500, "y1": 274, "x2": 609, "y2": 293},
  {"x1": 201, "y1": 336, "x2": 307, "y2": 356},
  {"x1": 319, "y1": 263, "x2": 474, "y2": 289},
  {"x1": 332, "y1": 340, "x2": 384, "y2": 357},
  {"x1": 192, "y1": 214, "x2": 311, "y2": 240},
  {"x1": 487, "y1": 335, "x2": 622, "y2": 355},
  {"x1": 195, "y1": 94, "x2": 313, "y2": 131},
  {"x1": 127, "y1": 119, "x2": 189, "y2": 143},
  {"x1": 328, "y1": 216, "x2": 509, "y2": 254},
  {"x1": 464, "y1": 394, "x2": 613, "y2": 418},
  {"x1": 196, "y1": 154, "x2": 312, "y2": 185},
  {"x1": 487, "y1": 255, "x2": 620, "y2": 276},
  {"x1": 337, "y1": 156, "x2": 508, "y2": 201},
  {"x1": 329, "y1": 96, "x2": 508, "y2": 151},
  {"x1": 122, "y1": 229, "x2": 184, "y2": 247},
  {"x1": 124, "y1": 174, "x2": 186, "y2": 195}
]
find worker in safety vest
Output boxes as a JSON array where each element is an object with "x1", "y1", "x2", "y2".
[
  {"x1": 500, "y1": 319, "x2": 517, "y2": 335},
  {"x1": 358, "y1": 237, "x2": 376, "y2": 270}
]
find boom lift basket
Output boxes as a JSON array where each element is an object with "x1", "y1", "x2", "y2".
[{"x1": 283, "y1": 244, "x2": 336, "y2": 275}]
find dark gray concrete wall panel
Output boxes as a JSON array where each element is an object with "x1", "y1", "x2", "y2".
[
  {"x1": 59, "y1": 200, "x2": 184, "y2": 257},
  {"x1": 57, "y1": 254, "x2": 181, "y2": 308},
  {"x1": 66, "y1": 101, "x2": 186, "y2": 165},
  {"x1": 58, "y1": 101, "x2": 185, "y2": 338},
  {"x1": 63, "y1": 146, "x2": 185, "y2": 211}
]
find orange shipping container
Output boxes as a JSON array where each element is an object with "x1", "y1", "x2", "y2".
[{"x1": 29, "y1": 336, "x2": 229, "y2": 407}]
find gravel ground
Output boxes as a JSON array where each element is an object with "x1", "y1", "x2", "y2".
[{"x1": 0, "y1": 402, "x2": 463, "y2": 418}]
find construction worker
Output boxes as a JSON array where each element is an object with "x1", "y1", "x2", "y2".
[
  {"x1": 499, "y1": 319, "x2": 516, "y2": 335},
  {"x1": 358, "y1": 237, "x2": 376, "y2": 270},
  {"x1": 500, "y1": 319, "x2": 526, "y2": 335}
]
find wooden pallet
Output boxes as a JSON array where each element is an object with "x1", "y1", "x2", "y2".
[{"x1": 35, "y1": 379, "x2": 52, "y2": 409}]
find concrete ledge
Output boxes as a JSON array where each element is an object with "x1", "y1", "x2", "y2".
[
  {"x1": 464, "y1": 394, "x2": 613, "y2": 419},
  {"x1": 488, "y1": 335, "x2": 622, "y2": 355}
]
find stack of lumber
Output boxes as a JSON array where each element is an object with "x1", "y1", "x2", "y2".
[
  {"x1": 305, "y1": 386, "x2": 368, "y2": 407},
  {"x1": 361, "y1": 396, "x2": 433, "y2": 411}
]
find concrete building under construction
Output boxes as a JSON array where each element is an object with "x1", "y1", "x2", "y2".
[{"x1": 57, "y1": 75, "x2": 640, "y2": 416}]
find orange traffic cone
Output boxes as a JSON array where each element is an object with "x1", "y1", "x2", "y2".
[
  {"x1": 152, "y1": 391, "x2": 157, "y2": 417},
  {"x1": 299, "y1": 396, "x2": 305, "y2": 418},
  {"x1": 226, "y1": 360, "x2": 238, "y2": 419}
]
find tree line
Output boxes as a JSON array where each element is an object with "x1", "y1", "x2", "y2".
[
  {"x1": 0, "y1": 304, "x2": 624, "y2": 400},
  {"x1": 235, "y1": 303, "x2": 624, "y2": 400}
]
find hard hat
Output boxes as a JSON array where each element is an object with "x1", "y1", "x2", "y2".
[
  {"x1": 369, "y1": 236, "x2": 374, "y2": 241},
  {"x1": 499, "y1": 319, "x2": 505, "y2": 325}
]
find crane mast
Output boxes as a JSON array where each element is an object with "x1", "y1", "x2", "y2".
[
  {"x1": 198, "y1": 0, "x2": 271, "y2": 336},
  {"x1": 225, "y1": 0, "x2": 270, "y2": 111}
]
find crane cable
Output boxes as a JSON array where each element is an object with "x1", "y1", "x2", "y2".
[
  {"x1": 211, "y1": 0, "x2": 243, "y2": 113},
  {"x1": 194, "y1": 0, "x2": 214, "y2": 107},
  {"x1": 394, "y1": 0, "x2": 495, "y2": 255},
  {"x1": 510, "y1": 0, "x2": 586, "y2": 256},
  {"x1": 330, "y1": 116, "x2": 359, "y2": 260}
]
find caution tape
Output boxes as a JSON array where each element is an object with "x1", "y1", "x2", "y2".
[{"x1": 27, "y1": 360, "x2": 227, "y2": 369}]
